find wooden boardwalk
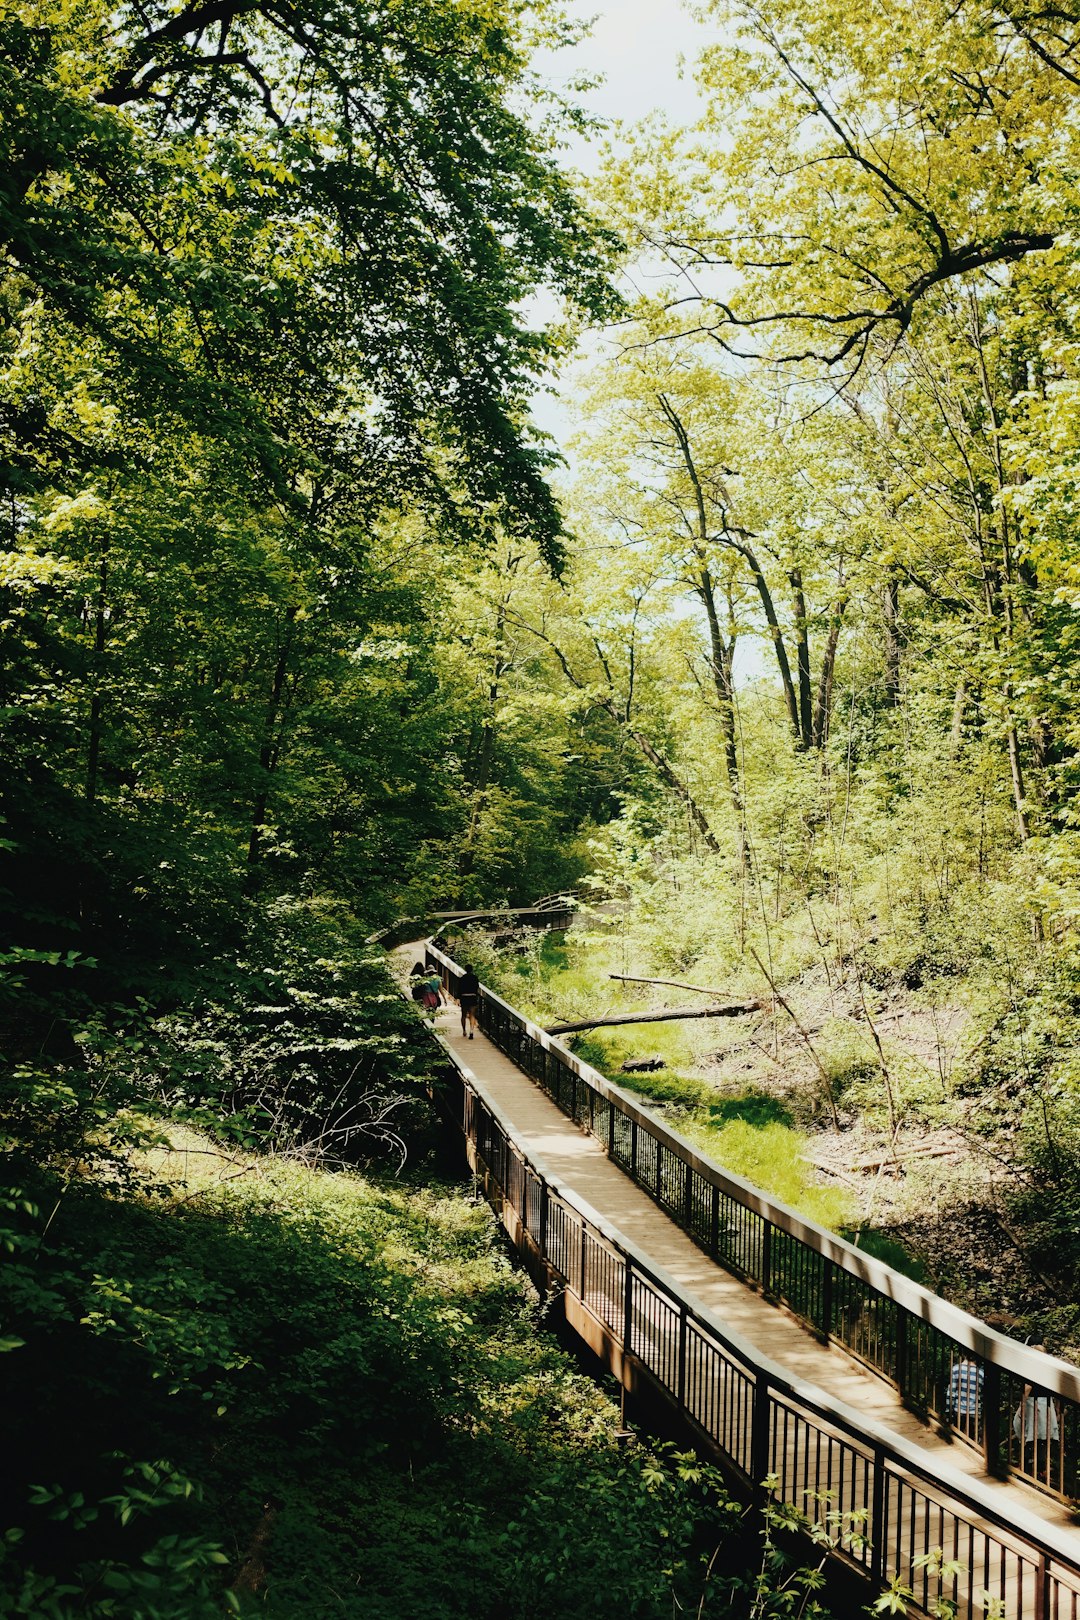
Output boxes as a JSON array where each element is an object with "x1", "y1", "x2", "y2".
[
  {"x1": 398, "y1": 953, "x2": 1076, "y2": 1535},
  {"x1": 398, "y1": 946, "x2": 1080, "y2": 1615}
]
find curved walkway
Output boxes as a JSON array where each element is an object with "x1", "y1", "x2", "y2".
[{"x1": 399, "y1": 944, "x2": 1080, "y2": 1548}]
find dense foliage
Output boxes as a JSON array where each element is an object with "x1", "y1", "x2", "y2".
[
  {"x1": 1, "y1": 0, "x2": 625, "y2": 1040},
  {"x1": 0, "y1": 6, "x2": 646, "y2": 1609},
  {"x1": 9, "y1": 0, "x2": 1080, "y2": 1606},
  {"x1": 0, "y1": 1147, "x2": 747, "y2": 1617},
  {"x1": 427, "y1": 0, "x2": 1080, "y2": 1349}
]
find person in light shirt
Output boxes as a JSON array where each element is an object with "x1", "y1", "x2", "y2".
[
  {"x1": 1013, "y1": 1347, "x2": 1060, "y2": 1481},
  {"x1": 947, "y1": 1357, "x2": 983, "y2": 1439}
]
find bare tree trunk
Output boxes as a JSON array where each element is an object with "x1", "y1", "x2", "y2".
[
  {"x1": 812, "y1": 594, "x2": 847, "y2": 748},
  {"x1": 548, "y1": 1000, "x2": 765, "y2": 1034},
  {"x1": 970, "y1": 290, "x2": 1035, "y2": 847},
  {"x1": 951, "y1": 677, "x2": 966, "y2": 749},
  {"x1": 1006, "y1": 710, "x2": 1030, "y2": 843},
  {"x1": 512, "y1": 608, "x2": 726, "y2": 860},
  {"x1": 739, "y1": 542, "x2": 801, "y2": 743},
  {"x1": 790, "y1": 568, "x2": 813, "y2": 748},
  {"x1": 609, "y1": 973, "x2": 743, "y2": 995},
  {"x1": 696, "y1": 577, "x2": 741, "y2": 798},
  {"x1": 655, "y1": 392, "x2": 798, "y2": 755},
  {"x1": 624, "y1": 718, "x2": 723, "y2": 857}
]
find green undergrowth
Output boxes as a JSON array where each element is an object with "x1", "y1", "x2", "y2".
[
  {"x1": 0, "y1": 1135, "x2": 746, "y2": 1619},
  {"x1": 843, "y1": 1227, "x2": 927, "y2": 1282}
]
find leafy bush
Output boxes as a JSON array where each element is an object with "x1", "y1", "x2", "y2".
[{"x1": 0, "y1": 1144, "x2": 749, "y2": 1619}]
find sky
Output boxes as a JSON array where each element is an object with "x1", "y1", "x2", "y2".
[
  {"x1": 529, "y1": 4, "x2": 770, "y2": 683},
  {"x1": 536, "y1": 0, "x2": 707, "y2": 170},
  {"x1": 528, "y1": 2, "x2": 711, "y2": 446}
]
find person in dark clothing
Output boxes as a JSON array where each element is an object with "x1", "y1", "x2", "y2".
[
  {"x1": 409, "y1": 961, "x2": 427, "y2": 1003},
  {"x1": 457, "y1": 965, "x2": 480, "y2": 1039}
]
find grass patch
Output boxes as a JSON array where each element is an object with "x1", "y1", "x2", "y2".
[
  {"x1": 480, "y1": 935, "x2": 860, "y2": 1234},
  {"x1": 569, "y1": 1032, "x2": 712, "y2": 1108},
  {"x1": 678, "y1": 1115, "x2": 854, "y2": 1230}
]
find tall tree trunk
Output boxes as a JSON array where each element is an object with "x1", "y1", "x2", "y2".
[
  {"x1": 247, "y1": 606, "x2": 297, "y2": 869},
  {"x1": 696, "y1": 575, "x2": 740, "y2": 795},
  {"x1": 695, "y1": 572, "x2": 750, "y2": 872},
  {"x1": 515, "y1": 606, "x2": 725, "y2": 860},
  {"x1": 970, "y1": 289, "x2": 1034, "y2": 845},
  {"x1": 654, "y1": 395, "x2": 748, "y2": 862},
  {"x1": 615, "y1": 709, "x2": 723, "y2": 857},
  {"x1": 737, "y1": 541, "x2": 801, "y2": 744},
  {"x1": 1006, "y1": 707, "x2": 1030, "y2": 843},
  {"x1": 85, "y1": 537, "x2": 109, "y2": 805},
  {"x1": 951, "y1": 678, "x2": 966, "y2": 750},
  {"x1": 790, "y1": 567, "x2": 813, "y2": 748},
  {"x1": 883, "y1": 573, "x2": 901, "y2": 707},
  {"x1": 656, "y1": 391, "x2": 799, "y2": 746},
  {"x1": 812, "y1": 594, "x2": 847, "y2": 748}
]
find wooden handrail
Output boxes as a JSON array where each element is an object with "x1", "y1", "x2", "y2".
[
  {"x1": 427, "y1": 1009, "x2": 1080, "y2": 1617},
  {"x1": 426, "y1": 940, "x2": 1080, "y2": 1435},
  {"x1": 434, "y1": 1023, "x2": 1080, "y2": 1567}
]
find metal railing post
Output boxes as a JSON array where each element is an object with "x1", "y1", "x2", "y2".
[
  {"x1": 623, "y1": 1258, "x2": 634, "y2": 1360},
  {"x1": 1035, "y1": 1552, "x2": 1051, "y2": 1620},
  {"x1": 677, "y1": 1303, "x2": 688, "y2": 1408},
  {"x1": 983, "y1": 1362, "x2": 1003, "y2": 1476},
  {"x1": 761, "y1": 1221, "x2": 773, "y2": 1298},
  {"x1": 821, "y1": 1257, "x2": 834, "y2": 1343},
  {"x1": 869, "y1": 1447, "x2": 887, "y2": 1585},
  {"x1": 750, "y1": 1370, "x2": 771, "y2": 1490},
  {"x1": 895, "y1": 1309, "x2": 908, "y2": 1402}
]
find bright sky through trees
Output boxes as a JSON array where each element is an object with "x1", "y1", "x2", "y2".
[
  {"x1": 543, "y1": 0, "x2": 705, "y2": 163},
  {"x1": 529, "y1": 2, "x2": 708, "y2": 452}
]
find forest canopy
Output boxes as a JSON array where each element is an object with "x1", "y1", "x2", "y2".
[{"x1": 10, "y1": 0, "x2": 1080, "y2": 1609}]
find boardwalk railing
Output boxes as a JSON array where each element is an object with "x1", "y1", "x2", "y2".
[
  {"x1": 425, "y1": 941, "x2": 1080, "y2": 1509},
  {"x1": 429, "y1": 1010, "x2": 1080, "y2": 1620}
]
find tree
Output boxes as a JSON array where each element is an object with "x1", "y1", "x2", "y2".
[{"x1": 606, "y1": 0, "x2": 1069, "y2": 375}]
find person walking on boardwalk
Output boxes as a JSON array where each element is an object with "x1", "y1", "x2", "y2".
[
  {"x1": 421, "y1": 968, "x2": 444, "y2": 1023},
  {"x1": 1013, "y1": 1351, "x2": 1060, "y2": 1482},
  {"x1": 947, "y1": 1356, "x2": 983, "y2": 1440},
  {"x1": 457, "y1": 964, "x2": 480, "y2": 1039}
]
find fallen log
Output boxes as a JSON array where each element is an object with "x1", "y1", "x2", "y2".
[
  {"x1": 620, "y1": 1054, "x2": 666, "y2": 1073},
  {"x1": 547, "y1": 1000, "x2": 766, "y2": 1035},
  {"x1": 609, "y1": 973, "x2": 738, "y2": 998}
]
